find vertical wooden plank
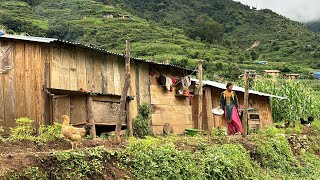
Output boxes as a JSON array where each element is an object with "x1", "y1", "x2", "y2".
[
  {"x1": 128, "y1": 63, "x2": 138, "y2": 130},
  {"x1": 69, "y1": 48, "x2": 77, "y2": 91},
  {"x1": 113, "y1": 56, "x2": 121, "y2": 95},
  {"x1": 24, "y1": 43, "x2": 32, "y2": 120},
  {"x1": 53, "y1": 95, "x2": 70, "y2": 124},
  {"x1": 34, "y1": 44, "x2": 44, "y2": 127},
  {"x1": 43, "y1": 45, "x2": 51, "y2": 125},
  {"x1": 76, "y1": 48, "x2": 87, "y2": 91},
  {"x1": 86, "y1": 50, "x2": 94, "y2": 92},
  {"x1": 135, "y1": 63, "x2": 140, "y2": 106},
  {"x1": 101, "y1": 54, "x2": 108, "y2": 94},
  {"x1": 50, "y1": 45, "x2": 61, "y2": 89},
  {"x1": 205, "y1": 87, "x2": 213, "y2": 131},
  {"x1": 106, "y1": 55, "x2": 114, "y2": 94},
  {"x1": 87, "y1": 96, "x2": 96, "y2": 138},
  {"x1": 139, "y1": 63, "x2": 151, "y2": 104},
  {"x1": 14, "y1": 42, "x2": 26, "y2": 119},
  {"x1": 93, "y1": 52, "x2": 103, "y2": 93},
  {"x1": 198, "y1": 61, "x2": 203, "y2": 131},
  {"x1": 3, "y1": 43, "x2": 15, "y2": 128},
  {"x1": 118, "y1": 56, "x2": 125, "y2": 90},
  {"x1": 60, "y1": 48, "x2": 71, "y2": 90}
]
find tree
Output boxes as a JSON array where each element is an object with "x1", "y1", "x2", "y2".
[{"x1": 189, "y1": 15, "x2": 224, "y2": 43}]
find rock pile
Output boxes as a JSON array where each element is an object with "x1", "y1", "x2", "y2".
[{"x1": 287, "y1": 134, "x2": 309, "y2": 154}]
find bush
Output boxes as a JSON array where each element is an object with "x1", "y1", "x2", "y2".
[
  {"x1": 37, "y1": 123, "x2": 62, "y2": 142},
  {"x1": 9, "y1": 117, "x2": 35, "y2": 141},
  {"x1": 133, "y1": 104, "x2": 153, "y2": 138}
]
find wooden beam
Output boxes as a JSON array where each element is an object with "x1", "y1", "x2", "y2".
[
  {"x1": 198, "y1": 61, "x2": 203, "y2": 131},
  {"x1": 87, "y1": 96, "x2": 96, "y2": 138},
  {"x1": 242, "y1": 71, "x2": 249, "y2": 137},
  {"x1": 116, "y1": 37, "x2": 131, "y2": 142},
  {"x1": 204, "y1": 87, "x2": 213, "y2": 131}
]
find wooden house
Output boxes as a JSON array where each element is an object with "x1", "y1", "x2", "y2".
[
  {"x1": 263, "y1": 70, "x2": 281, "y2": 78},
  {"x1": 191, "y1": 80, "x2": 285, "y2": 132},
  {"x1": 0, "y1": 34, "x2": 194, "y2": 135},
  {"x1": 283, "y1": 73, "x2": 300, "y2": 79}
]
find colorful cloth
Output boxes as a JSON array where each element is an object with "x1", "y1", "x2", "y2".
[
  {"x1": 226, "y1": 106, "x2": 243, "y2": 135},
  {"x1": 181, "y1": 76, "x2": 191, "y2": 89}
]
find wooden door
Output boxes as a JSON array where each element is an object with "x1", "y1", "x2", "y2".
[{"x1": 52, "y1": 95, "x2": 71, "y2": 124}]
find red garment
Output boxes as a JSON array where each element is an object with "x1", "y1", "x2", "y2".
[
  {"x1": 149, "y1": 70, "x2": 157, "y2": 77},
  {"x1": 226, "y1": 106, "x2": 243, "y2": 135}
]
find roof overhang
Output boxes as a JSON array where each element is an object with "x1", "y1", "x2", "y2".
[
  {"x1": 0, "y1": 34, "x2": 195, "y2": 73},
  {"x1": 191, "y1": 78, "x2": 286, "y2": 99}
]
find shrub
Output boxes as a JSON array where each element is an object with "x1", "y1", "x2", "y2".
[
  {"x1": 133, "y1": 104, "x2": 153, "y2": 138},
  {"x1": 122, "y1": 137, "x2": 202, "y2": 179},
  {"x1": 9, "y1": 117, "x2": 35, "y2": 141},
  {"x1": 37, "y1": 123, "x2": 62, "y2": 142}
]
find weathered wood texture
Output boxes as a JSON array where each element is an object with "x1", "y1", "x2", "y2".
[
  {"x1": 196, "y1": 86, "x2": 273, "y2": 131},
  {"x1": 50, "y1": 44, "x2": 125, "y2": 95},
  {"x1": 149, "y1": 68, "x2": 192, "y2": 135},
  {"x1": 0, "y1": 41, "x2": 46, "y2": 132}
]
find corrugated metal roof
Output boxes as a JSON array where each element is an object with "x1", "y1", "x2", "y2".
[
  {"x1": 0, "y1": 34, "x2": 195, "y2": 72},
  {"x1": 0, "y1": 34, "x2": 57, "y2": 43},
  {"x1": 191, "y1": 78, "x2": 286, "y2": 99},
  {"x1": 263, "y1": 70, "x2": 281, "y2": 73}
]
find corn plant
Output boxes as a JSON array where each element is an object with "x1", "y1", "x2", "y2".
[{"x1": 251, "y1": 79, "x2": 320, "y2": 123}]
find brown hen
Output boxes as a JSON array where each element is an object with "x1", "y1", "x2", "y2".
[{"x1": 61, "y1": 115, "x2": 92, "y2": 149}]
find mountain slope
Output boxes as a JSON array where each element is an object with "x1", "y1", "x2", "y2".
[{"x1": 0, "y1": 0, "x2": 319, "y2": 81}]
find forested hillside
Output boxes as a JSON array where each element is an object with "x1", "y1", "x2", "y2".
[{"x1": 0, "y1": 0, "x2": 319, "y2": 81}]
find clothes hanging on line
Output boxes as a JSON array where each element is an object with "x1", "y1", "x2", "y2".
[
  {"x1": 181, "y1": 76, "x2": 191, "y2": 89},
  {"x1": 165, "y1": 76, "x2": 173, "y2": 91}
]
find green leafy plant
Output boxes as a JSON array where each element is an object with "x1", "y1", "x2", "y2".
[
  {"x1": 9, "y1": 117, "x2": 34, "y2": 141},
  {"x1": 37, "y1": 123, "x2": 62, "y2": 142},
  {"x1": 251, "y1": 79, "x2": 320, "y2": 123},
  {"x1": 133, "y1": 103, "x2": 153, "y2": 138}
]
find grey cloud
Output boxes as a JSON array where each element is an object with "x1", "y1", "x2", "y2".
[{"x1": 234, "y1": 0, "x2": 320, "y2": 22}]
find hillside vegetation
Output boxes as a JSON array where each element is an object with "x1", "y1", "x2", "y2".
[{"x1": 0, "y1": 0, "x2": 320, "y2": 81}]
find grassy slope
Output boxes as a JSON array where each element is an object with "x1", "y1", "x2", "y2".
[{"x1": 0, "y1": 0, "x2": 319, "y2": 81}]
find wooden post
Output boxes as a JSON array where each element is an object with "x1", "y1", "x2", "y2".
[
  {"x1": 115, "y1": 37, "x2": 131, "y2": 142},
  {"x1": 127, "y1": 101, "x2": 133, "y2": 137},
  {"x1": 204, "y1": 87, "x2": 213, "y2": 131},
  {"x1": 242, "y1": 70, "x2": 249, "y2": 137},
  {"x1": 87, "y1": 96, "x2": 96, "y2": 138},
  {"x1": 198, "y1": 61, "x2": 203, "y2": 131}
]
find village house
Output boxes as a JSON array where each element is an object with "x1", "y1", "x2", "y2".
[
  {"x1": 191, "y1": 79, "x2": 285, "y2": 132},
  {"x1": 0, "y1": 34, "x2": 194, "y2": 135},
  {"x1": 283, "y1": 73, "x2": 300, "y2": 79},
  {"x1": 263, "y1": 70, "x2": 281, "y2": 78}
]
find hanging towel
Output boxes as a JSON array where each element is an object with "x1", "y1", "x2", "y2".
[
  {"x1": 166, "y1": 77, "x2": 173, "y2": 91},
  {"x1": 181, "y1": 76, "x2": 191, "y2": 89}
]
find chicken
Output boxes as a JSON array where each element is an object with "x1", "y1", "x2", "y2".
[
  {"x1": 61, "y1": 115, "x2": 92, "y2": 149},
  {"x1": 300, "y1": 118, "x2": 308, "y2": 125}
]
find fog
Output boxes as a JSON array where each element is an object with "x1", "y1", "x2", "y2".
[{"x1": 234, "y1": 0, "x2": 320, "y2": 22}]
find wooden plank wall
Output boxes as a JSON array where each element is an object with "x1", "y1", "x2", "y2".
[
  {"x1": 50, "y1": 44, "x2": 125, "y2": 95},
  {"x1": 149, "y1": 68, "x2": 192, "y2": 135},
  {"x1": 0, "y1": 41, "x2": 46, "y2": 132}
]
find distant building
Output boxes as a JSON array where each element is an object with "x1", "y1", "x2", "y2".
[
  {"x1": 117, "y1": 14, "x2": 130, "y2": 19},
  {"x1": 255, "y1": 61, "x2": 269, "y2": 65},
  {"x1": 283, "y1": 73, "x2": 300, "y2": 79},
  {"x1": 103, "y1": 14, "x2": 113, "y2": 18},
  {"x1": 263, "y1": 70, "x2": 281, "y2": 78}
]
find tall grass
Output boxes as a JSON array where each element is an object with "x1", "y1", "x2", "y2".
[{"x1": 251, "y1": 79, "x2": 319, "y2": 123}]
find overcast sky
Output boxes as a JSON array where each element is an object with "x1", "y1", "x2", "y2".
[{"x1": 234, "y1": 0, "x2": 320, "y2": 22}]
